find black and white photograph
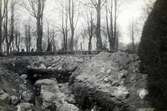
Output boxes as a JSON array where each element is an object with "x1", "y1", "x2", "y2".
[{"x1": 0, "y1": 0, "x2": 165, "y2": 111}]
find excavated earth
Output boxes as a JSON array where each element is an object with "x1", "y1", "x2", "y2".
[{"x1": 0, "y1": 52, "x2": 154, "y2": 111}]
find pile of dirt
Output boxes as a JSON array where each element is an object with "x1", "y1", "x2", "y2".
[
  {"x1": 0, "y1": 58, "x2": 33, "y2": 111},
  {"x1": 0, "y1": 55, "x2": 89, "y2": 111},
  {"x1": 0, "y1": 52, "x2": 154, "y2": 111},
  {"x1": 70, "y1": 51, "x2": 151, "y2": 111}
]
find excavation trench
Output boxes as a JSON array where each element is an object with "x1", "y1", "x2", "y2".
[
  {"x1": 1, "y1": 53, "x2": 147, "y2": 111},
  {"x1": 4, "y1": 56, "x2": 85, "y2": 110},
  {"x1": 15, "y1": 56, "x2": 110, "y2": 111},
  {"x1": 17, "y1": 65, "x2": 80, "y2": 111},
  {"x1": 25, "y1": 68, "x2": 76, "y2": 84}
]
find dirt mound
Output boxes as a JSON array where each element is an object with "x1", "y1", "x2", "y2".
[
  {"x1": 70, "y1": 51, "x2": 150, "y2": 111},
  {"x1": 0, "y1": 55, "x2": 89, "y2": 111}
]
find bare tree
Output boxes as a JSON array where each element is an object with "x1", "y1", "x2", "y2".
[
  {"x1": 46, "y1": 21, "x2": 50, "y2": 52},
  {"x1": 56, "y1": 0, "x2": 69, "y2": 51},
  {"x1": 46, "y1": 23, "x2": 52, "y2": 52},
  {"x1": 61, "y1": 6, "x2": 68, "y2": 52},
  {"x1": 51, "y1": 30, "x2": 57, "y2": 52},
  {"x1": 3, "y1": 0, "x2": 10, "y2": 54},
  {"x1": 47, "y1": 28, "x2": 57, "y2": 52},
  {"x1": 68, "y1": 0, "x2": 77, "y2": 51},
  {"x1": 89, "y1": 0, "x2": 105, "y2": 50},
  {"x1": 23, "y1": 0, "x2": 46, "y2": 52},
  {"x1": 130, "y1": 20, "x2": 135, "y2": 52},
  {"x1": 15, "y1": 30, "x2": 21, "y2": 52},
  {"x1": 128, "y1": 18, "x2": 141, "y2": 53},
  {"x1": 9, "y1": 0, "x2": 17, "y2": 53},
  {"x1": 105, "y1": 0, "x2": 119, "y2": 51},
  {"x1": 87, "y1": 11, "x2": 95, "y2": 52},
  {"x1": 0, "y1": 0, "x2": 7, "y2": 52},
  {"x1": 105, "y1": 0, "x2": 114, "y2": 51},
  {"x1": 24, "y1": 24, "x2": 31, "y2": 52},
  {"x1": 104, "y1": 0, "x2": 120, "y2": 52},
  {"x1": 113, "y1": 0, "x2": 118, "y2": 51},
  {"x1": 3, "y1": 0, "x2": 18, "y2": 54}
]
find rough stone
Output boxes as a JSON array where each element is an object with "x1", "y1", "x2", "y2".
[
  {"x1": 20, "y1": 74, "x2": 28, "y2": 80},
  {"x1": 17, "y1": 103, "x2": 33, "y2": 111},
  {"x1": 21, "y1": 90, "x2": 33, "y2": 102},
  {"x1": 35, "y1": 79, "x2": 79, "y2": 111},
  {"x1": 10, "y1": 95, "x2": 19, "y2": 105},
  {"x1": 57, "y1": 102, "x2": 79, "y2": 111},
  {"x1": 70, "y1": 52, "x2": 149, "y2": 111},
  {"x1": 35, "y1": 79, "x2": 65, "y2": 109},
  {"x1": 0, "y1": 90, "x2": 10, "y2": 103}
]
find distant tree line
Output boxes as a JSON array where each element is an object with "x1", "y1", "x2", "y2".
[{"x1": 0, "y1": 0, "x2": 152, "y2": 55}]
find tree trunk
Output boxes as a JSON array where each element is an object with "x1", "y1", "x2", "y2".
[
  {"x1": 131, "y1": 22, "x2": 135, "y2": 52},
  {"x1": 15, "y1": 31, "x2": 20, "y2": 52},
  {"x1": 0, "y1": 19, "x2": 2, "y2": 53},
  {"x1": 96, "y1": 0, "x2": 103, "y2": 50},
  {"x1": 10, "y1": 1, "x2": 15, "y2": 52},
  {"x1": 0, "y1": 0, "x2": 3, "y2": 53},
  {"x1": 113, "y1": 0, "x2": 118, "y2": 51},
  {"x1": 36, "y1": 0, "x2": 44, "y2": 52},
  {"x1": 65, "y1": 15, "x2": 68, "y2": 51},
  {"x1": 4, "y1": 2, "x2": 9, "y2": 55},
  {"x1": 69, "y1": 0, "x2": 75, "y2": 51},
  {"x1": 36, "y1": 17, "x2": 43, "y2": 52},
  {"x1": 88, "y1": 35, "x2": 93, "y2": 52},
  {"x1": 70, "y1": 27, "x2": 74, "y2": 51},
  {"x1": 106, "y1": 3, "x2": 114, "y2": 52}
]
